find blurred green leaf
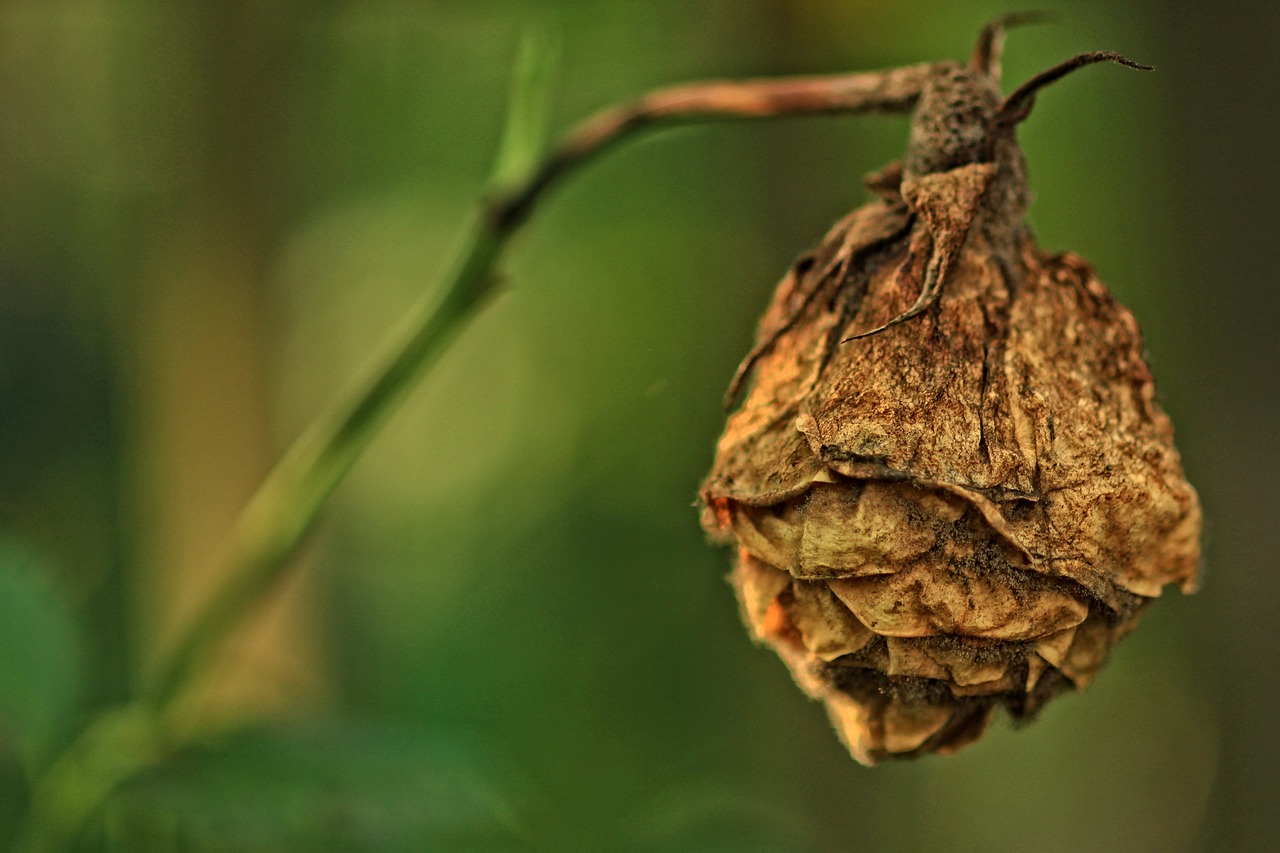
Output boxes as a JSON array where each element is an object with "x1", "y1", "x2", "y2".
[
  {"x1": 0, "y1": 535, "x2": 82, "y2": 768},
  {"x1": 490, "y1": 28, "x2": 559, "y2": 192},
  {"x1": 98, "y1": 720, "x2": 524, "y2": 852}
]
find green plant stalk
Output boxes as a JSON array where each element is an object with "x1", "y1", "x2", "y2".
[
  {"x1": 18, "y1": 36, "x2": 553, "y2": 853},
  {"x1": 17, "y1": 228, "x2": 506, "y2": 849},
  {"x1": 148, "y1": 30, "x2": 558, "y2": 713},
  {"x1": 146, "y1": 223, "x2": 504, "y2": 710}
]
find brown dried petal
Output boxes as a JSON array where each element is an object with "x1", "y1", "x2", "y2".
[
  {"x1": 702, "y1": 204, "x2": 911, "y2": 509},
  {"x1": 786, "y1": 579, "x2": 875, "y2": 661},
  {"x1": 726, "y1": 480, "x2": 964, "y2": 578},
  {"x1": 909, "y1": 637, "x2": 1011, "y2": 686},
  {"x1": 732, "y1": 551, "x2": 791, "y2": 641},
  {"x1": 1058, "y1": 607, "x2": 1146, "y2": 688},
  {"x1": 1032, "y1": 627, "x2": 1077, "y2": 668},
  {"x1": 828, "y1": 561, "x2": 1088, "y2": 641}
]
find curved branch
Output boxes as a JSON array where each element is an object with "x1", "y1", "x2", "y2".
[
  {"x1": 146, "y1": 58, "x2": 945, "y2": 710},
  {"x1": 489, "y1": 62, "x2": 938, "y2": 232}
]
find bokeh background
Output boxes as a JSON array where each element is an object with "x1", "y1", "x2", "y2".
[{"x1": 1, "y1": 1, "x2": 1275, "y2": 851}]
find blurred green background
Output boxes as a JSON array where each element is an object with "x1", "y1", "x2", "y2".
[{"x1": 0, "y1": 0, "x2": 1274, "y2": 850}]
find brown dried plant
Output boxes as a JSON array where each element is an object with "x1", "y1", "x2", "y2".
[{"x1": 700, "y1": 16, "x2": 1201, "y2": 763}]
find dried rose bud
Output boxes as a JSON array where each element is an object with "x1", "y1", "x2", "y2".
[{"x1": 700, "y1": 20, "x2": 1200, "y2": 764}]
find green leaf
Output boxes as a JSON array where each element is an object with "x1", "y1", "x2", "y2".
[
  {"x1": 489, "y1": 28, "x2": 558, "y2": 193},
  {"x1": 98, "y1": 720, "x2": 524, "y2": 852},
  {"x1": 0, "y1": 535, "x2": 82, "y2": 768}
]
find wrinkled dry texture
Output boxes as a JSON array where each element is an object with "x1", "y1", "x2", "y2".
[{"x1": 701, "y1": 188, "x2": 1201, "y2": 764}]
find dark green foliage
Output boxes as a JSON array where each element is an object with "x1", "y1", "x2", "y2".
[{"x1": 94, "y1": 723, "x2": 519, "y2": 852}]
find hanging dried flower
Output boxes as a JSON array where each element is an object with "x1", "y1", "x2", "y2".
[{"x1": 700, "y1": 18, "x2": 1201, "y2": 764}]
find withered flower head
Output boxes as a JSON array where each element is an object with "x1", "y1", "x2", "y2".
[{"x1": 700, "y1": 18, "x2": 1200, "y2": 764}]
